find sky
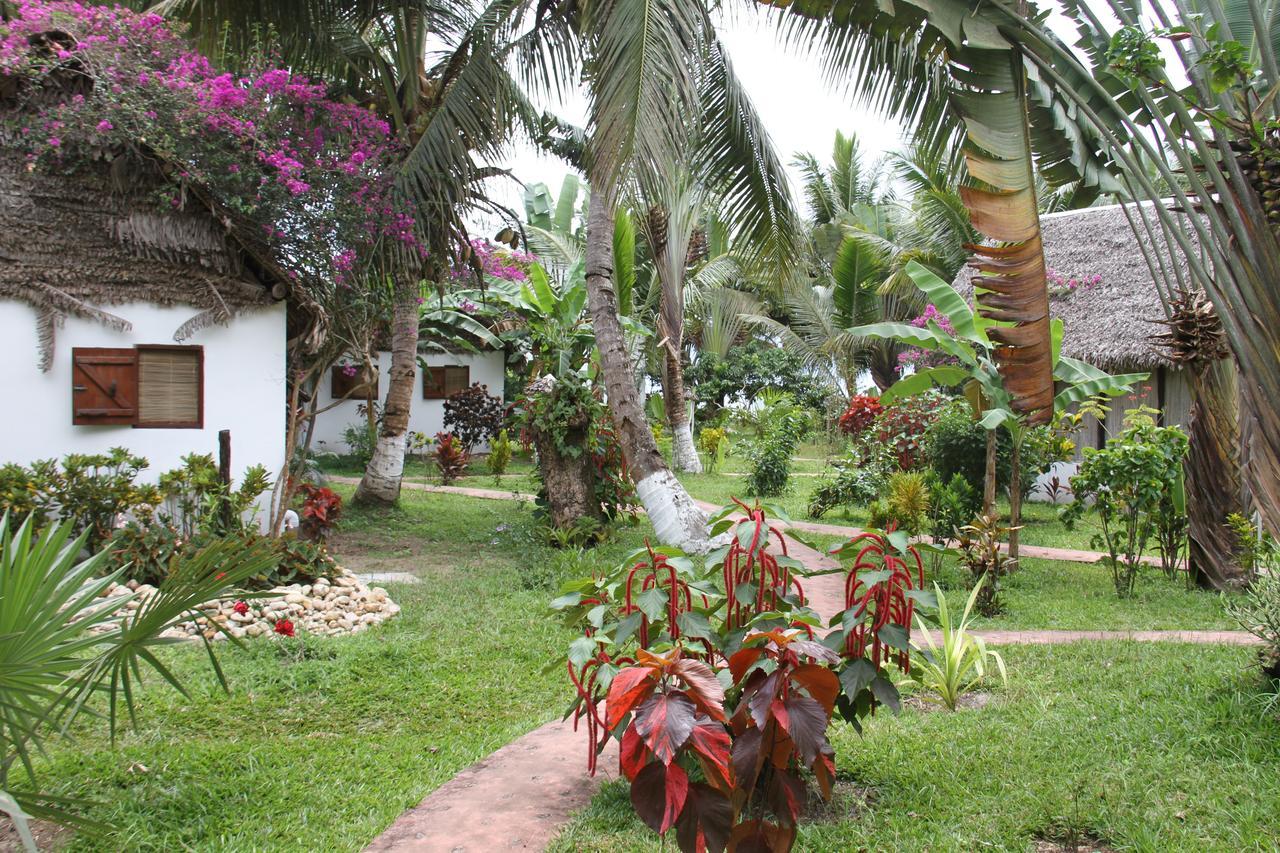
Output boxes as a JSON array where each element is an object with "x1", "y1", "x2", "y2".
[{"x1": 479, "y1": 9, "x2": 906, "y2": 232}]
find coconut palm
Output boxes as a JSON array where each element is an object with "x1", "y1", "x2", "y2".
[
  {"x1": 507, "y1": 2, "x2": 799, "y2": 551},
  {"x1": 154, "y1": 0, "x2": 536, "y2": 506}
]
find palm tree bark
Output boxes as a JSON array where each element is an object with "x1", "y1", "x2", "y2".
[
  {"x1": 664, "y1": 335, "x2": 701, "y2": 474},
  {"x1": 354, "y1": 277, "x2": 418, "y2": 505},
  {"x1": 585, "y1": 193, "x2": 709, "y2": 552},
  {"x1": 1186, "y1": 359, "x2": 1247, "y2": 588}
]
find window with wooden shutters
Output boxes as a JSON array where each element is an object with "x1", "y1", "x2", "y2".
[
  {"x1": 423, "y1": 365, "x2": 469, "y2": 399},
  {"x1": 72, "y1": 348, "x2": 138, "y2": 425},
  {"x1": 71, "y1": 345, "x2": 202, "y2": 428},
  {"x1": 136, "y1": 346, "x2": 202, "y2": 428}
]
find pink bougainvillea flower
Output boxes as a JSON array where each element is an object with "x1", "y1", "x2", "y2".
[{"x1": 274, "y1": 618, "x2": 295, "y2": 637}]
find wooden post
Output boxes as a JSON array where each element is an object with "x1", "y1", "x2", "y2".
[{"x1": 218, "y1": 429, "x2": 232, "y2": 532}]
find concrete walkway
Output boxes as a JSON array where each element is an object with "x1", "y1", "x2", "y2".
[{"x1": 350, "y1": 475, "x2": 1258, "y2": 851}]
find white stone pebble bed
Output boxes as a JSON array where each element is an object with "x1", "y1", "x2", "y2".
[{"x1": 93, "y1": 568, "x2": 401, "y2": 640}]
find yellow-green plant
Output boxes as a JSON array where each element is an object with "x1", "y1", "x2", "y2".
[
  {"x1": 885, "y1": 472, "x2": 930, "y2": 535},
  {"x1": 488, "y1": 429, "x2": 514, "y2": 485},
  {"x1": 910, "y1": 579, "x2": 1007, "y2": 711},
  {"x1": 697, "y1": 426, "x2": 731, "y2": 473}
]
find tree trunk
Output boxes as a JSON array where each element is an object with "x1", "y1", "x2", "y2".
[
  {"x1": 869, "y1": 349, "x2": 898, "y2": 392},
  {"x1": 354, "y1": 276, "x2": 418, "y2": 506},
  {"x1": 585, "y1": 193, "x2": 709, "y2": 552},
  {"x1": 1186, "y1": 359, "x2": 1247, "y2": 588},
  {"x1": 1008, "y1": 435, "x2": 1021, "y2": 566},
  {"x1": 983, "y1": 428, "x2": 998, "y2": 516},
  {"x1": 666, "y1": 347, "x2": 702, "y2": 473},
  {"x1": 530, "y1": 413, "x2": 602, "y2": 531}
]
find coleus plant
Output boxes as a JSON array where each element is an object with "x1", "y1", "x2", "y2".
[{"x1": 552, "y1": 501, "x2": 927, "y2": 851}]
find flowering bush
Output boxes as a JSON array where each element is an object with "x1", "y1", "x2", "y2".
[
  {"x1": 0, "y1": 1, "x2": 410, "y2": 284},
  {"x1": 837, "y1": 394, "x2": 883, "y2": 436},
  {"x1": 450, "y1": 239, "x2": 534, "y2": 283},
  {"x1": 876, "y1": 390, "x2": 948, "y2": 470},
  {"x1": 897, "y1": 305, "x2": 960, "y2": 373}
]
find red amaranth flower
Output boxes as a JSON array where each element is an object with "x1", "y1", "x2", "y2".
[
  {"x1": 233, "y1": 600, "x2": 249, "y2": 615},
  {"x1": 274, "y1": 618, "x2": 295, "y2": 637}
]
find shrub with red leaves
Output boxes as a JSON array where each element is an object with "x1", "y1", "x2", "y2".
[
  {"x1": 552, "y1": 501, "x2": 925, "y2": 852},
  {"x1": 434, "y1": 432, "x2": 470, "y2": 485},
  {"x1": 875, "y1": 390, "x2": 948, "y2": 470},
  {"x1": 837, "y1": 394, "x2": 883, "y2": 437},
  {"x1": 297, "y1": 483, "x2": 342, "y2": 541}
]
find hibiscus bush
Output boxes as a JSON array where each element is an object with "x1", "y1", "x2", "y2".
[
  {"x1": 0, "y1": 1, "x2": 410, "y2": 284},
  {"x1": 552, "y1": 501, "x2": 927, "y2": 851}
]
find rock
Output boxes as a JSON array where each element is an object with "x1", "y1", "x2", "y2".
[
  {"x1": 246, "y1": 623, "x2": 264, "y2": 638},
  {"x1": 228, "y1": 625, "x2": 246, "y2": 639},
  {"x1": 284, "y1": 592, "x2": 305, "y2": 605},
  {"x1": 126, "y1": 579, "x2": 140, "y2": 591}
]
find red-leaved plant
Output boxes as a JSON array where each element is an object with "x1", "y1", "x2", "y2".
[
  {"x1": 433, "y1": 432, "x2": 470, "y2": 485},
  {"x1": 297, "y1": 483, "x2": 342, "y2": 541},
  {"x1": 837, "y1": 394, "x2": 883, "y2": 437},
  {"x1": 553, "y1": 501, "x2": 926, "y2": 851}
]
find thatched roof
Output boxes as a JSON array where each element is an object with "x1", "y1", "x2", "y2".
[
  {"x1": 0, "y1": 144, "x2": 283, "y2": 370},
  {"x1": 953, "y1": 203, "x2": 1185, "y2": 372}
]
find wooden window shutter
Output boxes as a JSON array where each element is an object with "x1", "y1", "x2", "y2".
[
  {"x1": 136, "y1": 346, "x2": 202, "y2": 428},
  {"x1": 72, "y1": 348, "x2": 138, "y2": 425},
  {"x1": 423, "y1": 366, "x2": 446, "y2": 399},
  {"x1": 444, "y1": 366, "x2": 470, "y2": 397}
]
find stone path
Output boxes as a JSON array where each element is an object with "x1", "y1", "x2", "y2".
[{"x1": 350, "y1": 474, "x2": 1258, "y2": 851}]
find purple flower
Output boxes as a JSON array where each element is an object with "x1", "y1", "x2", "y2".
[{"x1": 96, "y1": 119, "x2": 113, "y2": 132}]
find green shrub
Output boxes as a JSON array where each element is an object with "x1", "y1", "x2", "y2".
[
  {"x1": 927, "y1": 472, "x2": 980, "y2": 542},
  {"x1": 105, "y1": 525, "x2": 337, "y2": 589},
  {"x1": 156, "y1": 453, "x2": 271, "y2": 537},
  {"x1": 1062, "y1": 409, "x2": 1189, "y2": 597},
  {"x1": 926, "y1": 401, "x2": 1064, "y2": 498},
  {"x1": 885, "y1": 472, "x2": 930, "y2": 535},
  {"x1": 1224, "y1": 570, "x2": 1280, "y2": 680},
  {"x1": 487, "y1": 429, "x2": 514, "y2": 485},
  {"x1": 745, "y1": 397, "x2": 807, "y2": 497},
  {"x1": 808, "y1": 464, "x2": 885, "y2": 518}
]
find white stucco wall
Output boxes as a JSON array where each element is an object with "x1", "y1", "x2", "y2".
[
  {"x1": 310, "y1": 349, "x2": 506, "y2": 454},
  {"x1": 0, "y1": 300, "x2": 287, "y2": 500}
]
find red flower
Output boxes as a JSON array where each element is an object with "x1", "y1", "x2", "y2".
[
  {"x1": 233, "y1": 600, "x2": 249, "y2": 615},
  {"x1": 274, "y1": 618, "x2": 295, "y2": 638},
  {"x1": 215, "y1": 571, "x2": 226, "y2": 581}
]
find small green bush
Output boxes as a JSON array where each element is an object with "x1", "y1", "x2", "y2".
[
  {"x1": 106, "y1": 525, "x2": 337, "y2": 589},
  {"x1": 745, "y1": 396, "x2": 807, "y2": 497},
  {"x1": 488, "y1": 429, "x2": 514, "y2": 484}
]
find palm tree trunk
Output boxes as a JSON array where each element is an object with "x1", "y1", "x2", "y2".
[
  {"x1": 665, "y1": 345, "x2": 702, "y2": 473},
  {"x1": 354, "y1": 276, "x2": 418, "y2": 506},
  {"x1": 1186, "y1": 359, "x2": 1246, "y2": 588},
  {"x1": 585, "y1": 193, "x2": 709, "y2": 552},
  {"x1": 983, "y1": 428, "x2": 997, "y2": 516}
]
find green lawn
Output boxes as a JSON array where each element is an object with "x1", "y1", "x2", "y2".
[
  {"x1": 14, "y1": 488, "x2": 1268, "y2": 851},
  {"x1": 20, "y1": 489, "x2": 652, "y2": 852},
  {"x1": 551, "y1": 642, "x2": 1280, "y2": 852}
]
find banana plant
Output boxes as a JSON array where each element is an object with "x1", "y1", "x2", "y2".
[{"x1": 850, "y1": 261, "x2": 1146, "y2": 560}]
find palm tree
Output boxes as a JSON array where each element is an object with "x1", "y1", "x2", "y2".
[
  {"x1": 511, "y1": 3, "x2": 798, "y2": 551},
  {"x1": 155, "y1": 0, "x2": 534, "y2": 506}
]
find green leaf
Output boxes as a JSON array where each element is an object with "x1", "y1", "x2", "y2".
[
  {"x1": 636, "y1": 587, "x2": 669, "y2": 622},
  {"x1": 877, "y1": 623, "x2": 910, "y2": 652},
  {"x1": 903, "y1": 260, "x2": 981, "y2": 343},
  {"x1": 615, "y1": 610, "x2": 645, "y2": 647},
  {"x1": 676, "y1": 612, "x2": 716, "y2": 642},
  {"x1": 839, "y1": 658, "x2": 877, "y2": 699},
  {"x1": 568, "y1": 636, "x2": 598, "y2": 668}
]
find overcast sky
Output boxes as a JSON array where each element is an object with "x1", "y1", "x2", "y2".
[{"x1": 480, "y1": 9, "x2": 906, "y2": 231}]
